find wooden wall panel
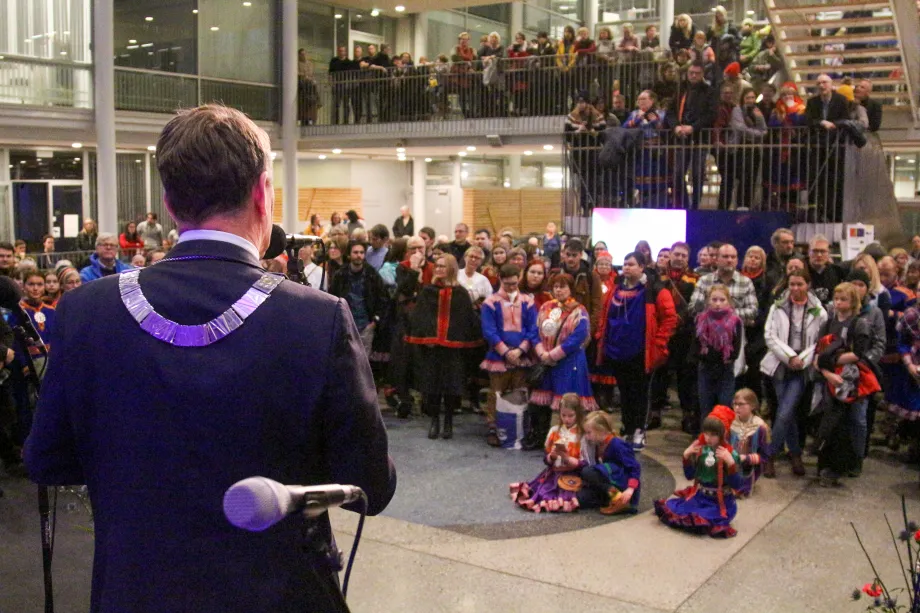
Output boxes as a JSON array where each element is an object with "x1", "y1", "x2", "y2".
[
  {"x1": 273, "y1": 188, "x2": 363, "y2": 230},
  {"x1": 464, "y1": 189, "x2": 562, "y2": 237}
]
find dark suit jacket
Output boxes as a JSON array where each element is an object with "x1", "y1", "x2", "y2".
[
  {"x1": 805, "y1": 91, "x2": 849, "y2": 128},
  {"x1": 861, "y1": 97, "x2": 882, "y2": 132},
  {"x1": 24, "y1": 238, "x2": 396, "y2": 613}
]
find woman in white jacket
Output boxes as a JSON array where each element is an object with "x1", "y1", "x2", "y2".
[{"x1": 760, "y1": 269, "x2": 828, "y2": 477}]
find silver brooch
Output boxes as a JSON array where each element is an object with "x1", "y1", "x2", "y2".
[{"x1": 119, "y1": 270, "x2": 284, "y2": 347}]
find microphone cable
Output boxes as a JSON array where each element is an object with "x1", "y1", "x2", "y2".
[{"x1": 341, "y1": 491, "x2": 367, "y2": 598}]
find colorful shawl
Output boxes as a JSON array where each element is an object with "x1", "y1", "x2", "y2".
[{"x1": 696, "y1": 307, "x2": 741, "y2": 362}]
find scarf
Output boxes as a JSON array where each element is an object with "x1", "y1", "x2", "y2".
[
  {"x1": 899, "y1": 306, "x2": 920, "y2": 365},
  {"x1": 741, "y1": 268, "x2": 763, "y2": 281},
  {"x1": 730, "y1": 414, "x2": 768, "y2": 451},
  {"x1": 696, "y1": 307, "x2": 741, "y2": 362}
]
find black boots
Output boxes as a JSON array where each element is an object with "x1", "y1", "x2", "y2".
[
  {"x1": 442, "y1": 407, "x2": 453, "y2": 440},
  {"x1": 428, "y1": 396, "x2": 457, "y2": 440},
  {"x1": 523, "y1": 405, "x2": 551, "y2": 451},
  {"x1": 428, "y1": 407, "x2": 440, "y2": 439}
]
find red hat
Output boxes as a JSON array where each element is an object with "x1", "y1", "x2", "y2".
[
  {"x1": 723, "y1": 62, "x2": 741, "y2": 77},
  {"x1": 697, "y1": 405, "x2": 736, "y2": 448}
]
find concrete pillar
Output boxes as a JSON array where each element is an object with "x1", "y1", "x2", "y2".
[
  {"x1": 93, "y1": 0, "x2": 117, "y2": 234},
  {"x1": 412, "y1": 159, "x2": 426, "y2": 231},
  {"x1": 508, "y1": 154, "x2": 521, "y2": 189},
  {"x1": 413, "y1": 12, "x2": 429, "y2": 60},
  {"x1": 585, "y1": 0, "x2": 599, "y2": 37},
  {"x1": 660, "y1": 0, "x2": 675, "y2": 50},
  {"x1": 282, "y1": 0, "x2": 299, "y2": 232},
  {"x1": 396, "y1": 16, "x2": 413, "y2": 57},
  {"x1": 510, "y1": 3, "x2": 524, "y2": 39}
]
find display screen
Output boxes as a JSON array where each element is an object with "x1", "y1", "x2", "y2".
[{"x1": 590, "y1": 209, "x2": 688, "y2": 266}]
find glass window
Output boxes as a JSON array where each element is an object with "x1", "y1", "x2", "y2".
[
  {"x1": 467, "y1": 4, "x2": 510, "y2": 25},
  {"x1": 115, "y1": 153, "x2": 147, "y2": 228},
  {"x1": 894, "y1": 154, "x2": 919, "y2": 200},
  {"x1": 460, "y1": 161, "x2": 503, "y2": 188},
  {"x1": 9, "y1": 150, "x2": 83, "y2": 180},
  {"x1": 426, "y1": 160, "x2": 453, "y2": 186},
  {"x1": 543, "y1": 165, "x2": 563, "y2": 189},
  {"x1": 113, "y1": 0, "x2": 198, "y2": 74},
  {"x1": 0, "y1": 0, "x2": 92, "y2": 63},
  {"x1": 299, "y1": 1, "x2": 335, "y2": 76},
  {"x1": 521, "y1": 164, "x2": 541, "y2": 188},
  {"x1": 350, "y1": 11, "x2": 397, "y2": 42},
  {"x1": 198, "y1": 0, "x2": 276, "y2": 83},
  {"x1": 428, "y1": 9, "x2": 509, "y2": 59}
]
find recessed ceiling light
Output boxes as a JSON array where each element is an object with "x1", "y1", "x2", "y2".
[
  {"x1": 559, "y1": 5, "x2": 569, "y2": 9},
  {"x1": 356, "y1": 14, "x2": 362, "y2": 18},
  {"x1": 243, "y1": 1, "x2": 252, "y2": 5},
  {"x1": 466, "y1": 146, "x2": 476, "y2": 151},
  {"x1": 192, "y1": 9, "x2": 198, "y2": 13},
  {"x1": 147, "y1": 145, "x2": 156, "y2": 151},
  {"x1": 127, "y1": 44, "x2": 139, "y2": 49},
  {"x1": 318, "y1": 154, "x2": 327, "y2": 160},
  {"x1": 396, "y1": 147, "x2": 405, "y2": 153},
  {"x1": 141, "y1": 42, "x2": 153, "y2": 47},
  {"x1": 148, "y1": 51, "x2": 154, "y2": 55},
  {"x1": 145, "y1": 16, "x2": 153, "y2": 21},
  {"x1": 334, "y1": 13, "x2": 342, "y2": 18},
  {"x1": 424, "y1": 158, "x2": 432, "y2": 162},
  {"x1": 19, "y1": 160, "x2": 26, "y2": 164},
  {"x1": 60, "y1": 50, "x2": 67, "y2": 55},
  {"x1": 746, "y1": 10, "x2": 755, "y2": 14},
  {"x1": 332, "y1": 148, "x2": 342, "y2": 154},
  {"x1": 74, "y1": 157, "x2": 81, "y2": 162},
  {"x1": 395, "y1": 5, "x2": 405, "y2": 11},
  {"x1": 129, "y1": 39, "x2": 137, "y2": 44},
  {"x1": 71, "y1": 142, "x2": 83, "y2": 148},
  {"x1": 370, "y1": 9, "x2": 380, "y2": 16},
  {"x1": 896, "y1": 156, "x2": 902, "y2": 160},
  {"x1": 543, "y1": 144, "x2": 554, "y2": 151},
  {"x1": 210, "y1": 26, "x2": 219, "y2": 31},
  {"x1": 135, "y1": 159, "x2": 142, "y2": 163},
  {"x1": 457, "y1": 151, "x2": 467, "y2": 157},
  {"x1": 523, "y1": 150, "x2": 533, "y2": 156}
]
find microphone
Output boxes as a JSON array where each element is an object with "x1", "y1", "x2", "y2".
[
  {"x1": 223, "y1": 476, "x2": 363, "y2": 531},
  {"x1": 0, "y1": 276, "x2": 47, "y2": 355},
  {"x1": 263, "y1": 224, "x2": 323, "y2": 260}
]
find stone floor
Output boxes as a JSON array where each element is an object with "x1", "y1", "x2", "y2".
[{"x1": 2, "y1": 407, "x2": 919, "y2": 613}]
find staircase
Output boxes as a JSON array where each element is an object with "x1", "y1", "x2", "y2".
[{"x1": 765, "y1": 0, "x2": 918, "y2": 119}]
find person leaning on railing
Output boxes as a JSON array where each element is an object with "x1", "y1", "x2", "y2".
[
  {"x1": 532, "y1": 31, "x2": 559, "y2": 115},
  {"x1": 506, "y1": 32, "x2": 532, "y2": 116},
  {"x1": 624, "y1": 91, "x2": 669, "y2": 209},
  {"x1": 451, "y1": 32, "x2": 479, "y2": 119},
  {"x1": 669, "y1": 13, "x2": 698, "y2": 53}
]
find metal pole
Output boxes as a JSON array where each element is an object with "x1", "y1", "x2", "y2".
[
  {"x1": 93, "y1": 0, "x2": 117, "y2": 234},
  {"x1": 282, "y1": 0, "x2": 299, "y2": 232}
]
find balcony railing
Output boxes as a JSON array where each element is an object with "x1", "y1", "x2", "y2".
[
  {"x1": 0, "y1": 55, "x2": 93, "y2": 108},
  {"x1": 114, "y1": 67, "x2": 279, "y2": 121},
  {"x1": 300, "y1": 51, "x2": 685, "y2": 136},
  {"x1": 563, "y1": 125, "x2": 882, "y2": 224}
]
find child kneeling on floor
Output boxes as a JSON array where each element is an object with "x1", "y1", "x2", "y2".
[
  {"x1": 654, "y1": 405, "x2": 742, "y2": 538},
  {"x1": 576, "y1": 412, "x2": 641, "y2": 515},
  {"x1": 510, "y1": 393, "x2": 590, "y2": 513}
]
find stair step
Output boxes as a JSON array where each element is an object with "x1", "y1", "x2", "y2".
[
  {"x1": 782, "y1": 33, "x2": 898, "y2": 44},
  {"x1": 778, "y1": 17, "x2": 893, "y2": 29},
  {"x1": 770, "y1": 2, "x2": 891, "y2": 16},
  {"x1": 785, "y1": 47, "x2": 902, "y2": 60},
  {"x1": 796, "y1": 77, "x2": 904, "y2": 87},
  {"x1": 784, "y1": 62, "x2": 902, "y2": 74}
]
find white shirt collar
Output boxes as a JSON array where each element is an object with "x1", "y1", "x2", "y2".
[{"x1": 177, "y1": 229, "x2": 261, "y2": 261}]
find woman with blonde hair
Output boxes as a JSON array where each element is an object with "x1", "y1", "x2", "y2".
[
  {"x1": 406, "y1": 254, "x2": 483, "y2": 439},
  {"x1": 669, "y1": 13, "x2": 697, "y2": 51},
  {"x1": 852, "y1": 252, "x2": 891, "y2": 311},
  {"x1": 889, "y1": 247, "x2": 913, "y2": 284}
]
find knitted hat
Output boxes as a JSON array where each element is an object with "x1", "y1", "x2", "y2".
[
  {"x1": 847, "y1": 268, "x2": 871, "y2": 286},
  {"x1": 706, "y1": 405, "x2": 736, "y2": 435},
  {"x1": 723, "y1": 62, "x2": 742, "y2": 77},
  {"x1": 594, "y1": 251, "x2": 613, "y2": 264},
  {"x1": 742, "y1": 18, "x2": 755, "y2": 27},
  {"x1": 837, "y1": 84, "x2": 855, "y2": 101},
  {"x1": 56, "y1": 266, "x2": 80, "y2": 285}
]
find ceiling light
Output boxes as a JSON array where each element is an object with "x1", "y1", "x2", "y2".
[
  {"x1": 396, "y1": 147, "x2": 405, "y2": 153},
  {"x1": 147, "y1": 145, "x2": 156, "y2": 151},
  {"x1": 60, "y1": 50, "x2": 67, "y2": 55},
  {"x1": 243, "y1": 1, "x2": 252, "y2": 5},
  {"x1": 19, "y1": 160, "x2": 26, "y2": 164},
  {"x1": 424, "y1": 158, "x2": 432, "y2": 162},
  {"x1": 210, "y1": 26, "x2": 219, "y2": 31},
  {"x1": 127, "y1": 44, "x2": 139, "y2": 49},
  {"x1": 148, "y1": 51, "x2": 154, "y2": 55},
  {"x1": 457, "y1": 151, "x2": 467, "y2": 157},
  {"x1": 145, "y1": 16, "x2": 154, "y2": 21},
  {"x1": 370, "y1": 9, "x2": 380, "y2": 16},
  {"x1": 356, "y1": 14, "x2": 362, "y2": 18},
  {"x1": 896, "y1": 156, "x2": 902, "y2": 160},
  {"x1": 129, "y1": 39, "x2": 137, "y2": 44},
  {"x1": 332, "y1": 148, "x2": 342, "y2": 154},
  {"x1": 192, "y1": 9, "x2": 198, "y2": 13},
  {"x1": 395, "y1": 5, "x2": 405, "y2": 11},
  {"x1": 318, "y1": 154, "x2": 327, "y2": 160},
  {"x1": 746, "y1": 10, "x2": 755, "y2": 14},
  {"x1": 334, "y1": 13, "x2": 342, "y2": 18},
  {"x1": 71, "y1": 142, "x2": 83, "y2": 148},
  {"x1": 74, "y1": 157, "x2": 81, "y2": 162},
  {"x1": 559, "y1": 5, "x2": 569, "y2": 9},
  {"x1": 523, "y1": 150, "x2": 533, "y2": 156},
  {"x1": 543, "y1": 144, "x2": 553, "y2": 151},
  {"x1": 141, "y1": 42, "x2": 153, "y2": 47},
  {"x1": 135, "y1": 159, "x2": 142, "y2": 163},
  {"x1": 466, "y1": 146, "x2": 476, "y2": 151}
]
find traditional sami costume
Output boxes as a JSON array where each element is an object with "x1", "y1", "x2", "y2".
[
  {"x1": 729, "y1": 414, "x2": 771, "y2": 497},
  {"x1": 510, "y1": 424, "x2": 592, "y2": 513},
  {"x1": 576, "y1": 433, "x2": 641, "y2": 512},
  {"x1": 531, "y1": 298, "x2": 598, "y2": 411},
  {"x1": 886, "y1": 306, "x2": 920, "y2": 422},
  {"x1": 654, "y1": 405, "x2": 742, "y2": 538}
]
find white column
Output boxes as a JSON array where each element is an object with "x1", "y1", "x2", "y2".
[
  {"x1": 282, "y1": 0, "x2": 299, "y2": 232},
  {"x1": 396, "y1": 17, "x2": 413, "y2": 57},
  {"x1": 451, "y1": 159, "x2": 463, "y2": 229},
  {"x1": 82, "y1": 150, "x2": 91, "y2": 220},
  {"x1": 510, "y1": 2, "x2": 524, "y2": 38},
  {"x1": 413, "y1": 12, "x2": 428, "y2": 60},
  {"x1": 660, "y1": 0, "x2": 674, "y2": 51},
  {"x1": 508, "y1": 154, "x2": 521, "y2": 189},
  {"x1": 412, "y1": 159, "x2": 426, "y2": 231},
  {"x1": 93, "y1": 0, "x2": 117, "y2": 234},
  {"x1": 144, "y1": 152, "x2": 152, "y2": 211},
  {"x1": 585, "y1": 0, "x2": 599, "y2": 37}
]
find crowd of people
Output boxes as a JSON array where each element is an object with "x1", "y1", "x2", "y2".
[{"x1": 4, "y1": 212, "x2": 920, "y2": 537}]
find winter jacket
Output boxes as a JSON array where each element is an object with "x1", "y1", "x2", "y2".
[
  {"x1": 760, "y1": 292, "x2": 828, "y2": 377},
  {"x1": 79, "y1": 253, "x2": 133, "y2": 283}
]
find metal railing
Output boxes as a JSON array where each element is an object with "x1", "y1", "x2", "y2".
[
  {"x1": 0, "y1": 55, "x2": 93, "y2": 108},
  {"x1": 19, "y1": 249, "x2": 139, "y2": 271},
  {"x1": 113, "y1": 67, "x2": 279, "y2": 121},
  {"x1": 562, "y1": 124, "x2": 875, "y2": 223}
]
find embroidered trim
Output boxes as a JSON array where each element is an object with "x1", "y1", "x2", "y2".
[{"x1": 119, "y1": 269, "x2": 284, "y2": 347}]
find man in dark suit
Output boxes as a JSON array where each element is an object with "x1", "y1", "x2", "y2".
[
  {"x1": 25, "y1": 105, "x2": 396, "y2": 613},
  {"x1": 669, "y1": 61, "x2": 715, "y2": 209},
  {"x1": 854, "y1": 78, "x2": 883, "y2": 132},
  {"x1": 805, "y1": 74, "x2": 848, "y2": 222}
]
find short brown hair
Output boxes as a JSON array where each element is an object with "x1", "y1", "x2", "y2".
[
  {"x1": 156, "y1": 104, "x2": 270, "y2": 225},
  {"x1": 548, "y1": 272, "x2": 575, "y2": 293}
]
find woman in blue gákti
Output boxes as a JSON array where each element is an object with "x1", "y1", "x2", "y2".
[{"x1": 623, "y1": 90, "x2": 670, "y2": 208}]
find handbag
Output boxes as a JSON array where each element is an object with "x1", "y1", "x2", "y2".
[{"x1": 527, "y1": 309, "x2": 568, "y2": 387}]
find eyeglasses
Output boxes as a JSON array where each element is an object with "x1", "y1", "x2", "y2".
[{"x1": 100, "y1": 243, "x2": 118, "y2": 249}]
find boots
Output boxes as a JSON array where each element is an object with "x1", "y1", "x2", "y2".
[
  {"x1": 428, "y1": 401, "x2": 440, "y2": 440},
  {"x1": 441, "y1": 405, "x2": 453, "y2": 439},
  {"x1": 762, "y1": 457, "x2": 776, "y2": 479},
  {"x1": 521, "y1": 406, "x2": 541, "y2": 450},
  {"x1": 790, "y1": 453, "x2": 806, "y2": 477}
]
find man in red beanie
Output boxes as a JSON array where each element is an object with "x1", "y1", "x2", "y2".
[{"x1": 722, "y1": 61, "x2": 751, "y2": 104}]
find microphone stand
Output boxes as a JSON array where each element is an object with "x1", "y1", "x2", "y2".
[
  {"x1": 284, "y1": 241, "x2": 327, "y2": 291},
  {"x1": 10, "y1": 325, "x2": 54, "y2": 613}
]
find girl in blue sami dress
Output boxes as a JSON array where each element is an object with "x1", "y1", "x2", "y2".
[{"x1": 654, "y1": 405, "x2": 742, "y2": 538}]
